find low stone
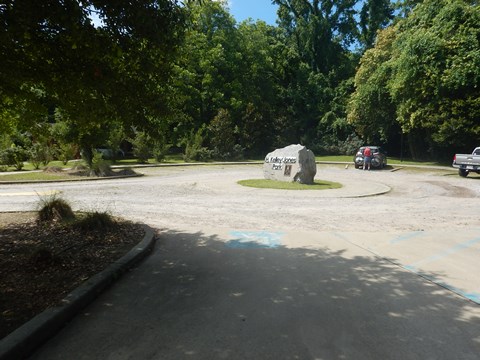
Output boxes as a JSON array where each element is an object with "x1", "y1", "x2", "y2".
[{"x1": 263, "y1": 144, "x2": 316, "y2": 184}]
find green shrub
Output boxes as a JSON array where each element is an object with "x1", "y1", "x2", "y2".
[
  {"x1": 131, "y1": 131, "x2": 151, "y2": 163},
  {"x1": 58, "y1": 143, "x2": 76, "y2": 165},
  {"x1": 184, "y1": 128, "x2": 212, "y2": 162},
  {"x1": 212, "y1": 144, "x2": 245, "y2": 161},
  {"x1": 0, "y1": 146, "x2": 28, "y2": 171},
  {"x1": 37, "y1": 195, "x2": 75, "y2": 223},
  {"x1": 87, "y1": 151, "x2": 113, "y2": 177},
  {"x1": 153, "y1": 139, "x2": 171, "y2": 163},
  {"x1": 29, "y1": 143, "x2": 52, "y2": 169},
  {"x1": 0, "y1": 145, "x2": 27, "y2": 170}
]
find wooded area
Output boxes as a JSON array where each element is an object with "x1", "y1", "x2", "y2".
[{"x1": 1, "y1": 0, "x2": 479, "y2": 164}]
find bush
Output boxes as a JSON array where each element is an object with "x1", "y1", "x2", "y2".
[
  {"x1": 131, "y1": 131, "x2": 151, "y2": 163},
  {"x1": 183, "y1": 128, "x2": 212, "y2": 162},
  {"x1": 29, "y1": 143, "x2": 53, "y2": 169},
  {"x1": 37, "y1": 195, "x2": 75, "y2": 223},
  {"x1": 89, "y1": 151, "x2": 113, "y2": 177},
  {"x1": 76, "y1": 211, "x2": 116, "y2": 233},
  {"x1": 0, "y1": 146, "x2": 28, "y2": 170},
  {"x1": 153, "y1": 139, "x2": 171, "y2": 163},
  {"x1": 58, "y1": 143, "x2": 76, "y2": 165},
  {"x1": 212, "y1": 144, "x2": 245, "y2": 161},
  {"x1": 312, "y1": 133, "x2": 364, "y2": 156}
]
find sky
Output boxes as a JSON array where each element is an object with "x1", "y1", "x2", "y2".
[{"x1": 227, "y1": 0, "x2": 279, "y2": 25}]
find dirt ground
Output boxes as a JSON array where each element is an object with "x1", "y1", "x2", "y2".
[{"x1": 0, "y1": 212, "x2": 144, "y2": 339}]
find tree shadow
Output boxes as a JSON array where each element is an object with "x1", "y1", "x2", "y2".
[{"x1": 32, "y1": 229, "x2": 480, "y2": 360}]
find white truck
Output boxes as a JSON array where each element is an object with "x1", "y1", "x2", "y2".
[{"x1": 452, "y1": 147, "x2": 480, "y2": 177}]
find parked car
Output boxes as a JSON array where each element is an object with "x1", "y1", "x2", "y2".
[
  {"x1": 353, "y1": 146, "x2": 387, "y2": 169},
  {"x1": 452, "y1": 147, "x2": 480, "y2": 177}
]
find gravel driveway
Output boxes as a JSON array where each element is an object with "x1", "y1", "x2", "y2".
[
  {"x1": 1, "y1": 164, "x2": 477, "y2": 233},
  {"x1": 4, "y1": 164, "x2": 480, "y2": 360}
]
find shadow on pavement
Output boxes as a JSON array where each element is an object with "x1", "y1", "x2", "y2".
[{"x1": 31, "y1": 229, "x2": 480, "y2": 360}]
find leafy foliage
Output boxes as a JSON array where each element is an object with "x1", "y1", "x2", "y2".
[
  {"x1": 130, "y1": 130, "x2": 152, "y2": 164},
  {"x1": 349, "y1": 0, "x2": 480, "y2": 158},
  {"x1": 2, "y1": 0, "x2": 478, "y2": 163},
  {"x1": 0, "y1": 146, "x2": 28, "y2": 171},
  {"x1": 88, "y1": 151, "x2": 112, "y2": 176},
  {"x1": 1, "y1": 0, "x2": 186, "y2": 153}
]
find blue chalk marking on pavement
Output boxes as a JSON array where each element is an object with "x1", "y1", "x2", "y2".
[
  {"x1": 404, "y1": 265, "x2": 417, "y2": 272},
  {"x1": 402, "y1": 237, "x2": 480, "y2": 304},
  {"x1": 390, "y1": 231, "x2": 424, "y2": 244},
  {"x1": 409, "y1": 236, "x2": 480, "y2": 268},
  {"x1": 227, "y1": 231, "x2": 283, "y2": 249},
  {"x1": 401, "y1": 264, "x2": 480, "y2": 304}
]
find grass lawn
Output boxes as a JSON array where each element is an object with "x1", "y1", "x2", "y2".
[
  {"x1": 238, "y1": 179, "x2": 342, "y2": 190},
  {"x1": 0, "y1": 172, "x2": 84, "y2": 182}
]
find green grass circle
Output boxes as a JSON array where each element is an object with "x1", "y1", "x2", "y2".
[{"x1": 238, "y1": 179, "x2": 342, "y2": 190}]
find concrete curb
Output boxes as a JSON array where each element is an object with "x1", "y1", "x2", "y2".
[
  {"x1": 339, "y1": 184, "x2": 392, "y2": 198},
  {"x1": 0, "y1": 225, "x2": 156, "y2": 360}
]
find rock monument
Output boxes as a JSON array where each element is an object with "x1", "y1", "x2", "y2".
[{"x1": 263, "y1": 144, "x2": 316, "y2": 184}]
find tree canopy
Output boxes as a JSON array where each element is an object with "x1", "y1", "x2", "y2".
[
  {"x1": 0, "y1": 0, "x2": 185, "y2": 147},
  {"x1": 1, "y1": 0, "x2": 479, "y2": 163},
  {"x1": 349, "y1": 0, "x2": 480, "y2": 157}
]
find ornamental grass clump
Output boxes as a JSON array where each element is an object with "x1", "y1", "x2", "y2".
[
  {"x1": 37, "y1": 195, "x2": 75, "y2": 223},
  {"x1": 76, "y1": 211, "x2": 116, "y2": 233}
]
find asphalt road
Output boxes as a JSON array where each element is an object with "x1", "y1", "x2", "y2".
[{"x1": 1, "y1": 164, "x2": 480, "y2": 359}]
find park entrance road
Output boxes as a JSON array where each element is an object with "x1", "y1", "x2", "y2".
[{"x1": 1, "y1": 164, "x2": 479, "y2": 359}]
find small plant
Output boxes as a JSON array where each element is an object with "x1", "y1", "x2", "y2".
[
  {"x1": 89, "y1": 151, "x2": 113, "y2": 176},
  {"x1": 131, "y1": 130, "x2": 152, "y2": 164},
  {"x1": 183, "y1": 127, "x2": 212, "y2": 162},
  {"x1": 0, "y1": 146, "x2": 27, "y2": 171},
  {"x1": 76, "y1": 211, "x2": 116, "y2": 233},
  {"x1": 29, "y1": 143, "x2": 52, "y2": 169},
  {"x1": 58, "y1": 143, "x2": 76, "y2": 165},
  {"x1": 37, "y1": 194, "x2": 75, "y2": 223},
  {"x1": 153, "y1": 138, "x2": 171, "y2": 163}
]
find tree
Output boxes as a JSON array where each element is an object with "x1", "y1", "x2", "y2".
[
  {"x1": 359, "y1": 0, "x2": 394, "y2": 49},
  {"x1": 389, "y1": 0, "x2": 480, "y2": 155},
  {"x1": 274, "y1": 0, "x2": 358, "y2": 74},
  {"x1": 349, "y1": 0, "x2": 480, "y2": 158},
  {"x1": 347, "y1": 26, "x2": 397, "y2": 144},
  {"x1": 171, "y1": 0, "x2": 240, "y2": 144},
  {"x1": 0, "y1": 0, "x2": 186, "y2": 163}
]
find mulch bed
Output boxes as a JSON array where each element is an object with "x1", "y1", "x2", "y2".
[{"x1": 0, "y1": 212, "x2": 144, "y2": 339}]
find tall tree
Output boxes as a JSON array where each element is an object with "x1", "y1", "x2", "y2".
[
  {"x1": 359, "y1": 0, "x2": 394, "y2": 49},
  {"x1": 0, "y1": 0, "x2": 186, "y2": 159},
  {"x1": 274, "y1": 0, "x2": 358, "y2": 74},
  {"x1": 348, "y1": 26, "x2": 397, "y2": 144},
  {"x1": 390, "y1": 0, "x2": 480, "y2": 155},
  {"x1": 349, "y1": 0, "x2": 480, "y2": 158},
  {"x1": 172, "y1": 0, "x2": 239, "y2": 142}
]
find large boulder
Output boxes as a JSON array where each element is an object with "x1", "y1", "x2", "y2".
[{"x1": 263, "y1": 144, "x2": 316, "y2": 184}]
